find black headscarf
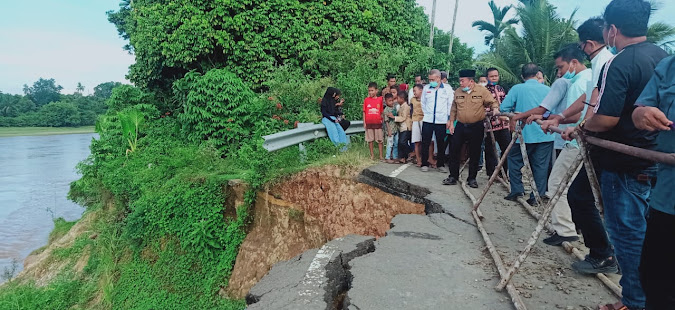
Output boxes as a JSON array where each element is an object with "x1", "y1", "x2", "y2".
[{"x1": 321, "y1": 87, "x2": 342, "y2": 119}]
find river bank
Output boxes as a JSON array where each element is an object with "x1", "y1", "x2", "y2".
[{"x1": 0, "y1": 127, "x2": 96, "y2": 138}]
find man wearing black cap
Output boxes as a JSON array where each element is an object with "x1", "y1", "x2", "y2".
[{"x1": 444, "y1": 69, "x2": 499, "y2": 188}]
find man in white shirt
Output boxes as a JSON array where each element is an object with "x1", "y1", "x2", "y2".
[
  {"x1": 526, "y1": 45, "x2": 593, "y2": 245},
  {"x1": 539, "y1": 17, "x2": 619, "y2": 277},
  {"x1": 420, "y1": 69, "x2": 454, "y2": 172}
]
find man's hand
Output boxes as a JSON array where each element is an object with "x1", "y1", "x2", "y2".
[
  {"x1": 633, "y1": 106, "x2": 673, "y2": 131},
  {"x1": 561, "y1": 127, "x2": 576, "y2": 141},
  {"x1": 526, "y1": 114, "x2": 543, "y2": 125},
  {"x1": 492, "y1": 108, "x2": 500, "y2": 117},
  {"x1": 448, "y1": 121, "x2": 455, "y2": 135},
  {"x1": 540, "y1": 118, "x2": 560, "y2": 133},
  {"x1": 386, "y1": 112, "x2": 394, "y2": 118}
]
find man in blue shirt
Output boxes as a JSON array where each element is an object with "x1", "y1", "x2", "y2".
[
  {"x1": 632, "y1": 55, "x2": 675, "y2": 310},
  {"x1": 500, "y1": 63, "x2": 554, "y2": 204}
]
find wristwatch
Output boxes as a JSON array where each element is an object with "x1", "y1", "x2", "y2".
[{"x1": 542, "y1": 111, "x2": 551, "y2": 120}]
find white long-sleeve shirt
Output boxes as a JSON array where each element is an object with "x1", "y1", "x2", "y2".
[{"x1": 421, "y1": 83, "x2": 453, "y2": 124}]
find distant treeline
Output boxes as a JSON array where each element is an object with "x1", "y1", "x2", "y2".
[{"x1": 0, "y1": 78, "x2": 122, "y2": 127}]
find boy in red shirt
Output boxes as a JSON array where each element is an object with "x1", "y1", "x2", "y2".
[{"x1": 363, "y1": 82, "x2": 384, "y2": 160}]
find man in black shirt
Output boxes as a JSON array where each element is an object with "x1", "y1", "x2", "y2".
[{"x1": 562, "y1": 1, "x2": 668, "y2": 309}]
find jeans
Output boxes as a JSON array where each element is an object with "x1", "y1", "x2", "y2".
[
  {"x1": 547, "y1": 145, "x2": 580, "y2": 237},
  {"x1": 398, "y1": 130, "x2": 411, "y2": 160},
  {"x1": 322, "y1": 117, "x2": 349, "y2": 149},
  {"x1": 601, "y1": 168, "x2": 656, "y2": 309},
  {"x1": 640, "y1": 209, "x2": 675, "y2": 310},
  {"x1": 421, "y1": 122, "x2": 447, "y2": 168},
  {"x1": 449, "y1": 121, "x2": 484, "y2": 180},
  {"x1": 568, "y1": 167, "x2": 614, "y2": 259},
  {"x1": 385, "y1": 132, "x2": 399, "y2": 160},
  {"x1": 484, "y1": 129, "x2": 512, "y2": 176},
  {"x1": 507, "y1": 141, "x2": 552, "y2": 199}
]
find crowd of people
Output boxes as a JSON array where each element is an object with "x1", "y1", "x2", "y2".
[{"x1": 319, "y1": 0, "x2": 674, "y2": 309}]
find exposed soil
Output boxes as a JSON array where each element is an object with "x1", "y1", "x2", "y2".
[{"x1": 225, "y1": 165, "x2": 424, "y2": 299}]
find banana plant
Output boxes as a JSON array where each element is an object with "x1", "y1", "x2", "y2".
[{"x1": 118, "y1": 109, "x2": 145, "y2": 154}]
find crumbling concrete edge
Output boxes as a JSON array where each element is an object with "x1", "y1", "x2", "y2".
[
  {"x1": 245, "y1": 235, "x2": 376, "y2": 310},
  {"x1": 358, "y1": 168, "x2": 475, "y2": 227}
]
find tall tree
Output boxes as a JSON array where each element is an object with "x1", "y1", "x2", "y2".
[
  {"x1": 23, "y1": 78, "x2": 63, "y2": 107},
  {"x1": 475, "y1": 0, "x2": 577, "y2": 86},
  {"x1": 93, "y1": 81, "x2": 124, "y2": 99},
  {"x1": 76, "y1": 82, "x2": 85, "y2": 94},
  {"x1": 471, "y1": 0, "x2": 519, "y2": 50},
  {"x1": 647, "y1": 22, "x2": 675, "y2": 54}
]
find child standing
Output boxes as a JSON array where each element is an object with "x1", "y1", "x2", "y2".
[
  {"x1": 410, "y1": 84, "x2": 426, "y2": 167},
  {"x1": 394, "y1": 90, "x2": 412, "y2": 163},
  {"x1": 383, "y1": 93, "x2": 399, "y2": 163},
  {"x1": 364, "y1": 82, "x2": 384, "y2": 160}
]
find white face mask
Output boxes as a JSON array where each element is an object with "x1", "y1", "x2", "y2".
[{"x1": 479, "y1": 82, "x2": 488, "y2": 87}]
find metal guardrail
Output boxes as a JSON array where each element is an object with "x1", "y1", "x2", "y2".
[{"x1": 263, "y1": 120, "x2": 365, "y2": 151}]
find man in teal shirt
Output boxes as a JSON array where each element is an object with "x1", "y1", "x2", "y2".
[
  {"x1": 500, "y1": 63, "x2": 554, "y2": 204},
  {"x1": 632, "y1": 55, "x2": 675, "y2": 310}
]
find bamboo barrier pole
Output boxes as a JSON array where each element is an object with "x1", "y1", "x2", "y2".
[
  {"x1": 576, "y1": 136, "x2": 604, "y2": 214},
  {"x1": 492, "y1": 132, "x2": 622, "y2": 298},
  {"x1": 485, "y1": 117, "x2": 510, "y2": 186},
  {"x1": 459, "y1": 171, "x2": 527, "y2": 309},
  {"x1": 516, "y1": 128, "x2": 544, "y2": 207},
  {"x1": 472, "y1": 129, "x2": 519, "y2": 212},
  {"x1": 495, "y1": 152, "x2": 584, "y2": 291},
  {"x1": 471, "y1": 210, "x2": 528, "y2": 310}
]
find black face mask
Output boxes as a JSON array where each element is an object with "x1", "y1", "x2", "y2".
[{"x1": 580, "y1": 43, "x2": 607, "y2": 61}]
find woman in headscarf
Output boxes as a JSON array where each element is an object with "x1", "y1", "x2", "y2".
[{"x1": 320, "y1": 87, "x2": 349, "y2": 149}]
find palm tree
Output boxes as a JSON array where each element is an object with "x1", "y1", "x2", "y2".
[
  {"x1": 647, "y1": 22, "x2": 675, "y2": 54},
  {"x1": 76, "y1": 82, "x2": 85, "y2": 94},
  {"x1": 471, "y1": 1, "x2": 519, "y2": 50},
  {"x1": 475, "y1": 0, "x2": 578, "y2": 86}
]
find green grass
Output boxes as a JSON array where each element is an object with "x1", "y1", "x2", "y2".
[{"x1": 0, "y1": 127, "x2": 95, "y2": 137}]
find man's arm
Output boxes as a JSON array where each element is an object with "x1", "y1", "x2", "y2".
[
  {"x1": 513, "y1": 106, "x2": 547, "y2": 121},
  {"x1": 584, "y1": 64, "x2": 629, "y2": 132},
  {"x1": 485, "y1": 88, "x2": 499, "y2": 115},
  {"x1": 633, "y1": 63, "x2": 673, "y2": 131}
]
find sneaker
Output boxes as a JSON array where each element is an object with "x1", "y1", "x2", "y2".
[
  {"x1": 467, "y1": 179, "x2": 478, "y2": 188},
  {"x1": 421, "y1": 166, "x2": 429, "y2": 172},
  {"x1": 526, "y1": 197, "x2": 537, "y2": 206},
  {"x1": 438, "y1": 166, "x2": 448, "y2": 173},
  {"x1": 442, "y1": 177, "x2": 457, "y2": 185},
  {"x1": 572, "y1": 255, "x2": 619, "y2": 274},
  {"x1": 543, "y1": 233, "x2": 579, "y2": 246},
  {"x1": 504, "y1": 192, "x2": 524, "y2": 201}
]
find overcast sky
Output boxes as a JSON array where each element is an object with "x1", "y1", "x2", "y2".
[{"x1": 0, "y1": 1, "x2": 673, "y2": 95}]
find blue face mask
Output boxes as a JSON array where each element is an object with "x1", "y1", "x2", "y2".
[
  {"x1": 608, "y1": 46, "x2": 618, "y2": 55},
  {"x1": 429, "y1": 81, "x2": 439, "y2": 88},
  {"x1": 487, "y1": 81, "x2": 496, "y2": 86},
  {"x1": 562, "y1": 69, "x2": 576, "y2": 80},
  {"x1": 462, "y1": 87, "x2": 471, "y2": 92}
]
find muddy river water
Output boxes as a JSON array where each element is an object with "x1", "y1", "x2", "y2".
[{"x1": 0, "y1": 133, "x2": 95, "y2": 279}]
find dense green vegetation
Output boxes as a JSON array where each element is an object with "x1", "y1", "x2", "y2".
[
  {"x1": 0, "y1": 0, "x2": 476, "y2": 309},
  {"x1": 0, "y1": 79, "x2": 122, "y2": 127}
]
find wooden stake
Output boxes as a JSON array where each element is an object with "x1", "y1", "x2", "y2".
[
  {"x1": 517, "y1": 127, "x2": 544, "y2": 207},
  {"x1": 576, "y1": 136, "x2": 604, "y2": 214},
  {"x1": 472, "y1": 129, "x2": 519, "y2": 212},
  {"x1": 495, "y1": 153, "x2": 584, "y2": 291},
  {"x1": 471, "y1": 211, "x2": 528, "y2": 310},
  {"x1": 486, "y1": 117, "x2": 510, "y2": 186}
]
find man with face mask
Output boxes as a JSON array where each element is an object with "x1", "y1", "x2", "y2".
[
  {"x1": 537, "y1": 18, "x2": 620, "y2": 282},
  {"x1": 444, "y1": 69, "x2": 498, "y2": 188},
  {"x1": 521, "y1": 45, "x2": 592, "y2": 246},
  {"x1": 561, "y1": 1, "x2": 668, "y2": 309},
  {"x1": 420, "y1": 69, "x2": 453, "y2": 173}
]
